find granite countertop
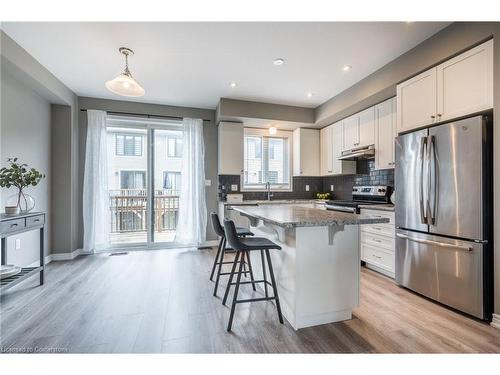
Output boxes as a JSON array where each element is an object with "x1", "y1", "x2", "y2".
[
  {"x1": 358, "y1": 204, "x2": 395, "y2": 212},
  {"x1": 222, "y1": 199, "x2": 326, "y2": 206},
  {"x1": 233, "y1": 205, "x2": 389, "y2": 228}
]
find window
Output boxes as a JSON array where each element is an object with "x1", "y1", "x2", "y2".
[
  {"x1": 120, "y1": 171, "x2": 146, "y2": 190},
  {"x1": 243, "y1": 130, "x2": 291, "y2": 190},
  {"x1": 167, "y1": 136, "x2": 183, "y2": 158},
  {"x1": 115, "y1": 134, "x2": 143, "y2": 156},
  {"x1": 163, "y1": 171, "x2": 181, "y2": 194}
]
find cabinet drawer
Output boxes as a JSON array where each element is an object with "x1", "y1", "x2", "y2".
[
  {"x1": 361, "y1": 243, "x2": 395, "y2": 272},
  {"x1": 360, "y1": 209, "x2": 394, "y2": 224},
  {"x1": 26, "y1": 215, "x2": 45, "y2": 227},
  {"x1": 361, "y1": 232, "x2": 395, "y2": 251},
  {"x1": 361, "y1": 223, "x2": 395, "y2": 238},
  {"x1": 0, "y1": 218, "x2": 26, "y2": 235}
]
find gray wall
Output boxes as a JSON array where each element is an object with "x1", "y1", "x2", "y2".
[
  {"x1": 77, "y1": 96, "x2": 218, "y2": 243},
  {"x1": 0, "y1": 71, "x2": 51, "y2": 265},
  {"x1": 314, "y1": 22, "x2": 500, "y2": 319}
]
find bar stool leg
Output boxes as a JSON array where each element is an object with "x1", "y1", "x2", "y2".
[
  {"x1": 210, "y1": 237, "x2": 224, "y2": 281},
  {"x1": 227, "y1": 251, "x2": 246, "y2": 332},
  {"x1": 245, "y1": 250, "x2": 257, "y2": 292},
  {"x1": 222, "y1": 250, "x2": 241, "y2": 305},
  {"x1": 265, "y1": 249, "x2": 284, "y2": 324},
  {"x1": 213, "y1": 237, "x2": 227, "y2": 296},
  {"x1": 260, "y1": 250, "x2": 268, "y2": 297}
]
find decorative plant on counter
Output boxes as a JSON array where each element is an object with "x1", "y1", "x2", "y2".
[
  {"x1": 0, "y1": 158, "x2": 45, "y2": 214},
  {"x1": 315, "y1": 192, "x2": 331, "y2": 200}
]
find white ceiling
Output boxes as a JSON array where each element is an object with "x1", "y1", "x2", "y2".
[{"x1": 1, "y1": 22, "x2": 450, "y2": 109}]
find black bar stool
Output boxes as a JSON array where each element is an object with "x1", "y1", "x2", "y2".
[
  {"x1": 209, "y1": 212, "x2": 256, "y2": 297},
  {"x1": 222, "y1": 218, "x2": 284, "y2": 332}
]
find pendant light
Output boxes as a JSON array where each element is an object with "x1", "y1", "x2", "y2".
[{"x1": 105, "y1": 47, "x2": 145, "y2": 97}]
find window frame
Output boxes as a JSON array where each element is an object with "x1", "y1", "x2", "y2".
[
  {"x1": 242, "y1": 128, "x2": 292, "y2": 192},
  {"x1": 115, "y1": 133, "x2": 143, "y2": 157}
]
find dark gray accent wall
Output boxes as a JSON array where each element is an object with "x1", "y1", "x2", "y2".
[
  {"x1": 0, "y1": 71, "x2": 51, "y2": 264},
  {"x1": 77, "y1": 96, "x2": 218, "y2": 243},
  {"x1": 1, "y1": 30, "x2": 79, "y2": 257}
]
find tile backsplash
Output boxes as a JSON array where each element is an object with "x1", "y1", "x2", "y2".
[{"x1": 218, "y1": 160, "x2": 394, "y2": 201}]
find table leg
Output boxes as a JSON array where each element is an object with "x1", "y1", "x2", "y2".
[
  {"x1": 1, "y1": 237, "x2": 6, "y2": 265},
  {"x1": 39, "y1": 227, "x2": 44, "y2": 285}
]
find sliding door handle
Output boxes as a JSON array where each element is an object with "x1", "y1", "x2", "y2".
[{"x1": 396, "y1": 233, "x2": 473, "y2": 252}]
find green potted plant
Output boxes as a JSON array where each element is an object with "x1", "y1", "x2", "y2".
[{"x1": 0, "y1": 158, "x2": 45, "y2": 215}]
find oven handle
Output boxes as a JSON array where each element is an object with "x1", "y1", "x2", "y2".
[{"x1": 396, "y1": 233, "x2": 473, "y2": 252}]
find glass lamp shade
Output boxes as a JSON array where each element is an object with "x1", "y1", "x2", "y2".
[{"x1": 105, "y1": 73, "x2": 145, "y2": 97}]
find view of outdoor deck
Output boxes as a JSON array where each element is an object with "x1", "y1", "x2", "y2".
[{"x1": 109, "y1": 189, "x2": 179, "y2": 244}]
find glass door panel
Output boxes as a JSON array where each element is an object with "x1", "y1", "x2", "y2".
[
  {"x1": 152, "y1": 128, "x2": 183, "y2": 243},
  {"x1": 107, "y1": 126, "x2": 148, "y2": 246}
]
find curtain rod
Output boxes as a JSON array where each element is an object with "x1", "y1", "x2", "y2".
[{"x1": 79, "y1": 109, "x2": 211, "y2": 122}]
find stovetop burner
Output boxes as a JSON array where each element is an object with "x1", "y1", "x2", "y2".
[{"x1": 325, "y1": 185, "x2": 391, "y2": 213}]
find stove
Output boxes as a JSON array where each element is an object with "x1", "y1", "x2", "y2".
[{"x1": 325, "y1": 185, "x2": 391, "y2": 214}]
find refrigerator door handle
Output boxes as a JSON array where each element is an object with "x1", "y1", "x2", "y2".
[
  {"x1": 426, "y1": 135, "x2": 436, "y2": 225},
  {"x1": 419, "y1": 137, "x2": 427, "y2": 224},
  {"x1": 396, "y1": 233, "x2": 473, "y2": 252},
  {"x1": 429, "y1": 135, "x2": 437, "y2": 225}
]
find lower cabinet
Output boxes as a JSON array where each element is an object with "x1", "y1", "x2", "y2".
[{"x1": 360, "y1": 208, "x2": 395, "y2": 278}]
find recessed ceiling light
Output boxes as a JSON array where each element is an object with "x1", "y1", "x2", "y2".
[
  {"x1": 307, "y1": 92, "x2": 313, "y2": 98},
  {"x1": 230, "y1": 82, "x2": 237, "y2": 88},
  {"x1": 343, "y1": 65, "x2": 352, "y2": 72},
  {"x1": 269, "y1": 126, "x2": 277, "y2": 135},
  {"x1": 273, "y1": 58, "x2": 285, "y2": 66}
]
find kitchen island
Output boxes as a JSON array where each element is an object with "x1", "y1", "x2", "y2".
[{"x1": 232, "y1": 204, "x2": 389, "y2": 330}]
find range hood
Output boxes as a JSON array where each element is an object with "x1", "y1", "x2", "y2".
[{"x1": 337, "y1": 145, "x2": 375, "y2": 161}]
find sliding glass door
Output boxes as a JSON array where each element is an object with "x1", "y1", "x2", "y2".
[{"x1": 106, "y1": 116, "x2": 182, "y2": 248}]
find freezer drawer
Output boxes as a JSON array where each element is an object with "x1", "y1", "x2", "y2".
[{"x1": 395, "y1": 230, "x2": 484, "y2": 319}]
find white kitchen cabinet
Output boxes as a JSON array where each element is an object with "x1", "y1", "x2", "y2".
[
  {"x1": 397, "y1": 40, "x2": 493, "y2": 133},
  {"x1": 360, "y1": 209, "x2": 395, "y2": 278},
  {"x1": 320, "y1": 125, "x2": 333, "y2": 176},
  {"x1": 342, "y1": 114, "x2": 359, "y2": 151},
  {"x1": 293, "y1": 128, "x2": 320, "y2": 176},
  {"x1": 218, "y1": 121, "x2": 244, "y2": 175},
  {"x1": 320, "y1": 122, "x2": 355, "y2": 176},
  {"x1": 375, "y1": 97, "x2": 397, "y2": 170},
  {"x1": 358, "y1": 107, "x2": 375, "y2": 147},
  {"x1": 437, "y1": 39, "x2": 493, "y2": 122},
  {"x1": 332, "y1": 121, "x2": 356, "y2": 175},
  {"x1": 397, "y1": 67, "x2": 437, "y2": 133}
]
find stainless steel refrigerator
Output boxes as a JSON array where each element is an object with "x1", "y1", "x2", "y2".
[{"x1": 395, "y1": 115, "x2": 493, "y2": 320}]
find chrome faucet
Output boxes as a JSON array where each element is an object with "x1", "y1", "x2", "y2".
[{"x1": 265, "y1": 182, "x2": 274, "y2": 201}]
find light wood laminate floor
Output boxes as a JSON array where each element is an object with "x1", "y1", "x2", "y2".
[{"x1": 1, "y1": 247, "x2": 500, "y2": 353}]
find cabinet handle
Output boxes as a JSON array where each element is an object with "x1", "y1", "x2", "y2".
[
  {"x1": 437, "y1": 114, "x2": 442, "y2": 118},
  {"x1": 373, "y1": 255, "x2": 382, "y2": 259},
  {"x1": 10, "y1": 223, "x2": 18, "y2": 228},
  {"x1": 430, "y1": 115, "x2": 436, "y2": 119}
]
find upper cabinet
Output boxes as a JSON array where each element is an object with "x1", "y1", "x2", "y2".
[
  {"x1": 374, "y1": 98, "x2": 397, "y2": 170},
  {"x1": 293, "y1": 128, "x2": 320, "y2": 176},
  {"x1": 397, "y1": 40, "x2": 493, "y2": 133},
  {"x1": 342, "y1": 108, "x2": 375, "y2": 151},
  {"x1": 437, "y1": 39, "x2": 493, "y2": 122},
  {"x1": 320, "y1": 122, "x2": 356, "y2": 176},
  {"x1": 218, "y1": 121, "x2": 244, "y2": 175}
]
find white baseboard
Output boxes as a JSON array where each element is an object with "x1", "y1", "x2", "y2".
[
  {"x1": 27, "y1": 255, "x2": 53, "y2": 268},
  {"x1": 200, "y1": 240, "x2": 218, "y2": 248},
  {"x1": 51, "y1": 248, "x2": 87, "y2": 262},
  {"x1": 491, "y1": 314, "x2": 500, "y2": 329}
]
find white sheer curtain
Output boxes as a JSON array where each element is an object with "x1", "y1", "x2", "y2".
[
  {"x1": 83, "y1": 110, "x2": 110, "y2": 252},
  {"x1": 175, "y1": 118, "x2": 207, "y2": 245}
]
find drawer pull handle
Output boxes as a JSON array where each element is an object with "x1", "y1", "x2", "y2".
[
  {"x1": 372, "y1": 255, "x2": 382, "y2": 259},
  {"x1": 34, "y1": 219, "x2": 40, "y2": 222},
  {"x1": 372, "y1": 239, "x2": 382, "y2": 243},
  {"x1": 10, "y1": 223, "x2": 18, "y2": 228}
]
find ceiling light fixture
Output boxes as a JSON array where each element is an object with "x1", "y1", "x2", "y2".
[
  {"x1": 269, "y1": 126, "x2": 277, "y2": 135},
  {"x1": 230, "y1": 82, "x2": 237, "y2": 88},
  {"x1": 307, "y1": 92, "x2": 313, "y2": 98},
  {"x1": 273, "y1": 58, "x2": 285, "y2": 66},
  {"x1": 343, "y1": 65, "x2": 352, "y2": 72},
  {"x1": 105, "y1": 47, "x2": 145, "y2": 97}
]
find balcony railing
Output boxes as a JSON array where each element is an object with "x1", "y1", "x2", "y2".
[{"x1": 109, "y1": 189, "x2": 180, "y2": 233}]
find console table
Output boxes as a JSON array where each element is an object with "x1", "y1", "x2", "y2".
[{"x1": 1, "y1": 212, "x2": 45, "y2": 291}]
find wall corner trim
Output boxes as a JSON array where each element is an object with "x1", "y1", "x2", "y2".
[{"x1": 491, "y1": 314, "x2": 500, "y2": 330}]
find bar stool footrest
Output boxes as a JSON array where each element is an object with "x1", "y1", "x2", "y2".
[{"x1": 236, "y1": 296, "x2": 278, "y2": 304}]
